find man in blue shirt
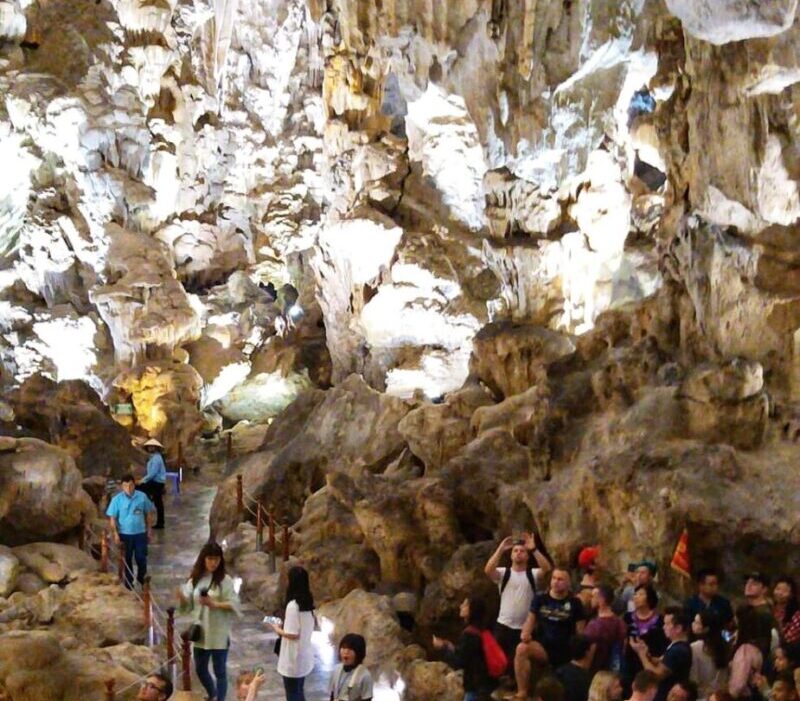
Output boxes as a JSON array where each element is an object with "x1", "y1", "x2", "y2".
[
  {"x1": 106, "y1": 473, "x2": 155, "y2": 589},
  {"x1": 138, "y1": 438, "x2": 167, "y2": 530}
]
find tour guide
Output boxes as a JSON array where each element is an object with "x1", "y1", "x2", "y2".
[{"x1": 106, "y1": 473, "x2": 156, "y2": 589}]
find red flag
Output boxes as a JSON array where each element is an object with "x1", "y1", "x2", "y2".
[{"x1": 671, "y1": 528, "x2": 690, "y2": 578}]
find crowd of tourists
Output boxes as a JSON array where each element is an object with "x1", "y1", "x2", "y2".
[
  {"x1": 107, "y1": 460, "x2": 800, "y2": 701},
  {"x1": 129, "y1": 542, "x2": 373, "y2": 701},
  {"x1": 107, "y1": 452, "x2": 373, "y2": 701},
  {"x1": 433, "y1": 534, "x2": 800, "y2": 701}
]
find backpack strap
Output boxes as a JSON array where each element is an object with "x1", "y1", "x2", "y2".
[
  {"x1": 500, "y1": 567, "x2": 538, "y2": 595},
  {"x1": 499, "y1": 567, "x2": 512, "y2": 594},
  {"x1": 526, "y1": 567, "x2": 537, "y2": 592}
]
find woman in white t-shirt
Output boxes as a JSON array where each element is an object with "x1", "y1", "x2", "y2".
[{"x1": 268, "y1": 566, "x2": 316, "y2": 701}]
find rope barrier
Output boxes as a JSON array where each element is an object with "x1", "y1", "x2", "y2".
[
  {"x1": 240, "y1": 484, "x2": 295, "y2": 563},
  {"x1": 81, "y1": 520, "x2": 175, "y2": 648}
]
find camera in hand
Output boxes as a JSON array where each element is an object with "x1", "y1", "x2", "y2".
[{"x1": 200, "y1": 588, "x2": 209, "y2": 597}]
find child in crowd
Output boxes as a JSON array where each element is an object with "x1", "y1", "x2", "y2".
[
  {"x1": 328, "y1": 633, "x2": 374, "y2": 701},
  {"x1": 236, "y1": 669, "x2": 265, "y2": 701}
]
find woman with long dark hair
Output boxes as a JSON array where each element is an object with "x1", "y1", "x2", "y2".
[
  {"x1": 729, "y1": 606, "x2": 764, "y2": 700},
  {"x1": 773, "y1": 576, "x2": 800, "y2": 662},
  {"x1": 432, "y1": 596, "x2": 496, "y2": 701},
  {"x1": 690, "y1": 610, "x2": 731, "y2": 700},
  {"x1": 268, "y1": 565, "x2": 316, "y2": 701},
  {"x1": 177, "y1": 541, "x2": 241, "y2": 701}
]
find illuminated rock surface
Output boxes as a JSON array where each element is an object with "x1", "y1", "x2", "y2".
[{"x1": 3, "y1": 0, "x2": 800, "y2": 698}]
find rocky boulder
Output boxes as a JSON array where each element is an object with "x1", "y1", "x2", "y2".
[
  {"x1": 398, "y1": 385, "x2": 494, "y2": 471},
  {"x1": 291, "y1": 487, "x2": 381, "y2": 602},
  {"x1": 470, "y1": 384, "x2": 550, "y2": 446},
  {"x1": 417, "y1": 542, "x2": 497, "y2": 629},
  {"x1": 54, "y1": 573, "x2": 145, "y2": 646},
  {"x1": 0, "y1": 548, "x2": 18, "y2": 598},
  {"x1": 469, "y1": 322, "x2": 575, "y2": 399},
  {"x1": 0, "y1": 572, "x2": 144, "y2": 646},
  {"x1": 0, "y1": 629, "x2": 156, "y2": 701},
  {"x1": 12, "y1": 543, "x2": 97, "y2": 584},
  {"x1": 210, "y1": 375, "x2": 414, "y2": 536},
  {"x1": 319, "y1": 589, "x2": 408, "y2": 672},
  {"x1": 439, "y1": 429, "x2": 536, "y2": 538},
  {"x1": 678, "y1": 360, "x2": 769, "y2": 449},
  {"x1": 0, "y1": 437, "x2": 95, "y2": 546},
  {"x1": 328, "y1": 471, "x2": 463, "y2": 590},
  {"x1": 9, "y1": 375, "x2": 139, "y2": 478}
]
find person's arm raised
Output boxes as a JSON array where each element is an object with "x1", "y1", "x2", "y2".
[
  {"x1": 523, "y1": 531, "x2": 552, "y2": 574},
  {"x1": 485, "y1": 536, "x2": 514, "y2": 582}
]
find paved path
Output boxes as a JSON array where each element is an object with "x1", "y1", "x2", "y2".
[{"x1": 146, "y1": 478, "x2": 335, "y2": 700}]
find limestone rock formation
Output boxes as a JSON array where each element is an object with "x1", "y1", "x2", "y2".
[
  {"x1": 8, "y1": 375, "x2": 139, "y2": 477},
  {"x1": 12, "y1": 543, "x2": 97, "y2": 584},
  {"x1": 0, "y1": 437, "x2": 95, "y2": 546},
  {"x1": 211, "y1": 374, "x2": 413, "y2": 536},
  {"x1": 4, "y1": 0, "x2": 800, "y2": 697},
  {"x1": 112, "y1": 360, "x2": 204, "y2": 457},
  {"x1": 0, "y1": 629, "x2": 157, "y2": 701},
  {"x1": 0, "y1": 548, "x2": 18, "y2": 599}
]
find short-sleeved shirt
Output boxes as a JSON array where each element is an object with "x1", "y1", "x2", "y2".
[
  {"x1": 106, "y1": 490, "x2": 155, "y2": 535},
  {"x1": 328, "y1": 664, "x2": 374, "y2": 701},
  {"x1": 585, "y1": 614, "x2": 627, "y2": 671},
  {"x1": 655, "y1": 640, "x2": 692, "y2": 701},
  {"x1": 277, "y1": 600, "x2": 315, "y2": 679},
  {"x1": 531, "y1": 593, "x2": 584, "y2": 667},
  {"x1": 685, "y1": 594, "x2": 734, "y2": 628},
  {"x1": 496, "y1": 567, "x2": 543, "y2": 629},
  {"x1": 142, "y1": 453, "x2": 167, "y2": 484}
]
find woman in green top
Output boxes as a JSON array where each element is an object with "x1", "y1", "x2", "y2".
[{"x1": 177, "y1": 541, "x2": 241, "y2": 701}]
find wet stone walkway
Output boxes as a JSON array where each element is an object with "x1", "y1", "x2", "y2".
[{"x1": 146, "y1": 478, "x2": 335, "y2": 700}]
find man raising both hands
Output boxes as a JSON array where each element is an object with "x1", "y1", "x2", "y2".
[{"x1": 485, "y1": 532, "x2": 553, "y2": 675}]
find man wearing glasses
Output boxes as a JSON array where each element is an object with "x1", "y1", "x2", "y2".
[{"x1": 137, "y1": 674, "x2": 173, "y2": 700}]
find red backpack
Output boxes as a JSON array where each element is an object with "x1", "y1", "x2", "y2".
[{"x1": 466, "y1": 626, "x2": 508, "y2": 678}]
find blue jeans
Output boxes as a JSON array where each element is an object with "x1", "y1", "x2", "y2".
[
  {"x1": 282, "y1": 675, "x2": 306, "y2": 701},
  {"x1": 464, "y1": 693, "x2": 480, "y2": 701},
  {"x1": 194, "y1": 647, "x2": 229, "y2": 701},
  {"x1": 119, "y1": 532, "x2": 147, "y2": 589}
]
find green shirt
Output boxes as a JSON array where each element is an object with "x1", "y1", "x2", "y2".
[{"x1": 179, "y1": 574, "x2": 241, "y2": 650}]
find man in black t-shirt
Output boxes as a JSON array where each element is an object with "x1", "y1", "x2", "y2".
[
  {"x1": 555, "y1": 635, "x2": 595, "y2": 701},
  {"x1": 511, "y1": 568, "x2": 585, "y2": 700},
  {"x1": 630, "y1": 607, "x2": 692, "y2": 701}
]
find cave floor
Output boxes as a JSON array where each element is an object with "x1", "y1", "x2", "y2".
[{"x1": 146, "y1": 476, "x2": 335, "y2": 700}]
